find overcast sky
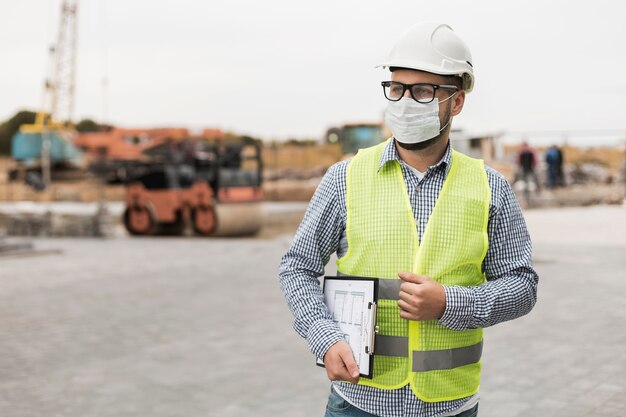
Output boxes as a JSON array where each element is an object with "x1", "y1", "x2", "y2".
[{"x1": 2, "y1": 0, "x2": 626, "y2": 145}]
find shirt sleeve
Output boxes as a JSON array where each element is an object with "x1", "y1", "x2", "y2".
[
  {"x1": 278, "y1": 163, "x2": 347, "y2": 359},
  {"x1": 438, "y1": 170, "x2": 539, "y2": 331}
]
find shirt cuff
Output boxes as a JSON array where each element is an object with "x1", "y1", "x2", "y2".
[
  {"x1": 307, "y1": 319, "x2": 346, "y2": 360},
  {"x1": 438, "y1": 286, "x2": 477, "y2": 331}
]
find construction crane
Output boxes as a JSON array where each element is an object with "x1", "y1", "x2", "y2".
[{"x1": 12, "y1": 0, "x2": 81, "y2": 186}]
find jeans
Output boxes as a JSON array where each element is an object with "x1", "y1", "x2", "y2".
[{"x1": 324, "y1": 386, "x2": 479, "y2": 417}]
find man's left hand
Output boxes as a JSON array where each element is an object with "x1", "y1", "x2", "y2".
[{"x1": 397, "y1": 272, "x2": 446, "y2": 321}]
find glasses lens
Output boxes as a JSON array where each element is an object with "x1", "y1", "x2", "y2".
[
  {"x1": 410, "y1": 84, "x2": 435, "y2": 103},
  {"x1": 384, "y1": 82, "x2": 404, "y2": 101}
]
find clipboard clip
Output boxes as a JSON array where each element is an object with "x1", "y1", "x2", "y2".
[{"x1": 364, "y1": 302, "x2": 378, "y2": 355}]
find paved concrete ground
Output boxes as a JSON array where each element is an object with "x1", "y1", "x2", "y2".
[{"x1": 0, "y1": 205, "x2": 624, "y2": 417}]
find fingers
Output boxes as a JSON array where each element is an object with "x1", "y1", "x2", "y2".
[
  {"x1": 398, "y1": 297, "x2": 428, "y2": 321},
  {"x1": 323, "y1": 341, "x2": 360, "y2": 384},
  {"x1": 398, "y1": 298, "x2": 420, "y2": 318},
  {"x1": 398, "y1": 272, "x2": 430, "y2": 284},
  {"x1": 399, "y1": 308, "x2": 420, "y2": 321},
  {"x1": 398, "y1": 294, "x2": 417, "y2": 311},
  {"x1": 398, "y1": 277, "x2": 425, "y2": 321},
  {"x1": 339, "y1": 347, "x2": 361, "y2": 381},
  {"x1": 399, "y1": 281, "x2": 421, "y2": 295},
  {"x1": 397, "y1": 279, "x2": 447, "y2": 321}
]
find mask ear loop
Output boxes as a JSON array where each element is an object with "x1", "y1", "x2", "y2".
[
  {"x1": 437, "y1": 90, "x2": 457, "y2": 105},
  {"x1": 437, "y1": 91, "x2": 458, "y2": 132}
]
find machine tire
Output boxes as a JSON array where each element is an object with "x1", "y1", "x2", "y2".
[
  {"x1": 123, "y1": 205, "x2": 155, "y2": 235},
  {"x1": 192, "y1": 205, "x2": 216, "y2": 236}
]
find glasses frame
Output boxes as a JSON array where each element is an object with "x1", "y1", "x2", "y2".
[{"x1": 381, "y1": 81, "x2": 459, "y2": 103}]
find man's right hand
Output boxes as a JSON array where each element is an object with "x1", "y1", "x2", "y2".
[{"x1": 323, "y1": 340, "x2": 360, "y2": 384}]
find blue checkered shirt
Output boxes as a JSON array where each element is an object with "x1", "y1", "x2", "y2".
[{"x1": 279, "y1": 140, "x2": 538, "y2": 417}]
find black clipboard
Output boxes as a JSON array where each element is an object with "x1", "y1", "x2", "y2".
[{"x1": 316, "y1": 275, "x2": 379, "y2": 379}]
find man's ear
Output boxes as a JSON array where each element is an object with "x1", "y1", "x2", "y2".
[{"x1": 451, "y1": 91, "x2": 465, "y2": 117}]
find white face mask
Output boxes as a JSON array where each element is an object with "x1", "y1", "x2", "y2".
[{"x1": 384, "y1": 96, "x2": 453, "y2": 145}]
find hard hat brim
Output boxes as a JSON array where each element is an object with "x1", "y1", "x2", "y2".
[{"x1": 376, "y1": 59, "x2": 464, "y2": 76}]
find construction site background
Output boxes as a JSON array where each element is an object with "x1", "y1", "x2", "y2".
[{"x1": 0, "y1": 141, "x2": 624, "y2": 206}]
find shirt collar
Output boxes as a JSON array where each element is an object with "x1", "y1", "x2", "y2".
[{"x1": 377, "y1": 138, "x2": 452, "y2": 176}]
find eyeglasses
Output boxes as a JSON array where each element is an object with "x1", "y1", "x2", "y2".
[{"x1": 381, "y1": 81, "x2": 458, "y2": 103}]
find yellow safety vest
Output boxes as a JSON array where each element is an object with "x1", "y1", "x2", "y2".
[{"x1": 336, "y1": 139, "x2": 490, "y2": 402}]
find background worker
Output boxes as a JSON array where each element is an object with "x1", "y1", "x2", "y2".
[
  {"x1": 516, "y1": 141, "x2": 541, "y2": 191},
  {"x1": 279, "y1": 22, "x2": 538, "y2": 417},
  {"x1": 545, "y1": 145, "x2": 565, "y2": 187}
]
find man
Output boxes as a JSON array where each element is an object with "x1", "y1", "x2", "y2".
[
  {"x1": 279, "y1": 22, "x2": 538, "y2": 417},
  {"x1": 545, "y1": 145, "x2": 561, "y2": 188},
  {"x1": 515, "y1": 142, "x2": 541, "y2": 192}
]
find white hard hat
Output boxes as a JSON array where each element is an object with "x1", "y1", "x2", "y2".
[{"x1": 378, "y1": 22, "x2": 475, "y2": 93}]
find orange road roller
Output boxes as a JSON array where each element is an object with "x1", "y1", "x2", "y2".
[{"x1": 123, "y1": 141, "x2": 263, "y2": 237}]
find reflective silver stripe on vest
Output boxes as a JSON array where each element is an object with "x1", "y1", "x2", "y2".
[
  {"x1": 378, "y1": 279, "x2": 402, "y2": 300},
  {"x1": 375, "y1": 338, "x2": 483, "y2": 372},
  {"x1": 375, "y1": 335, "x2": 408, "y2": 357},
  {"x1": 335, "y1": 273, "x2": 401, "y2": 300},
  {"x1": 412, "y1": 341, "x2": 483, "y2": 372}
]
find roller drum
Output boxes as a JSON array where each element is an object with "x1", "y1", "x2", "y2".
[{"x1": 212, "y1": 202, "x2": 263, "y2": 236}]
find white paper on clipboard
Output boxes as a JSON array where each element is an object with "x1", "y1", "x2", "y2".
[{"x1": 318, "y1": 277, "x2": 377, "y2": 377}]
